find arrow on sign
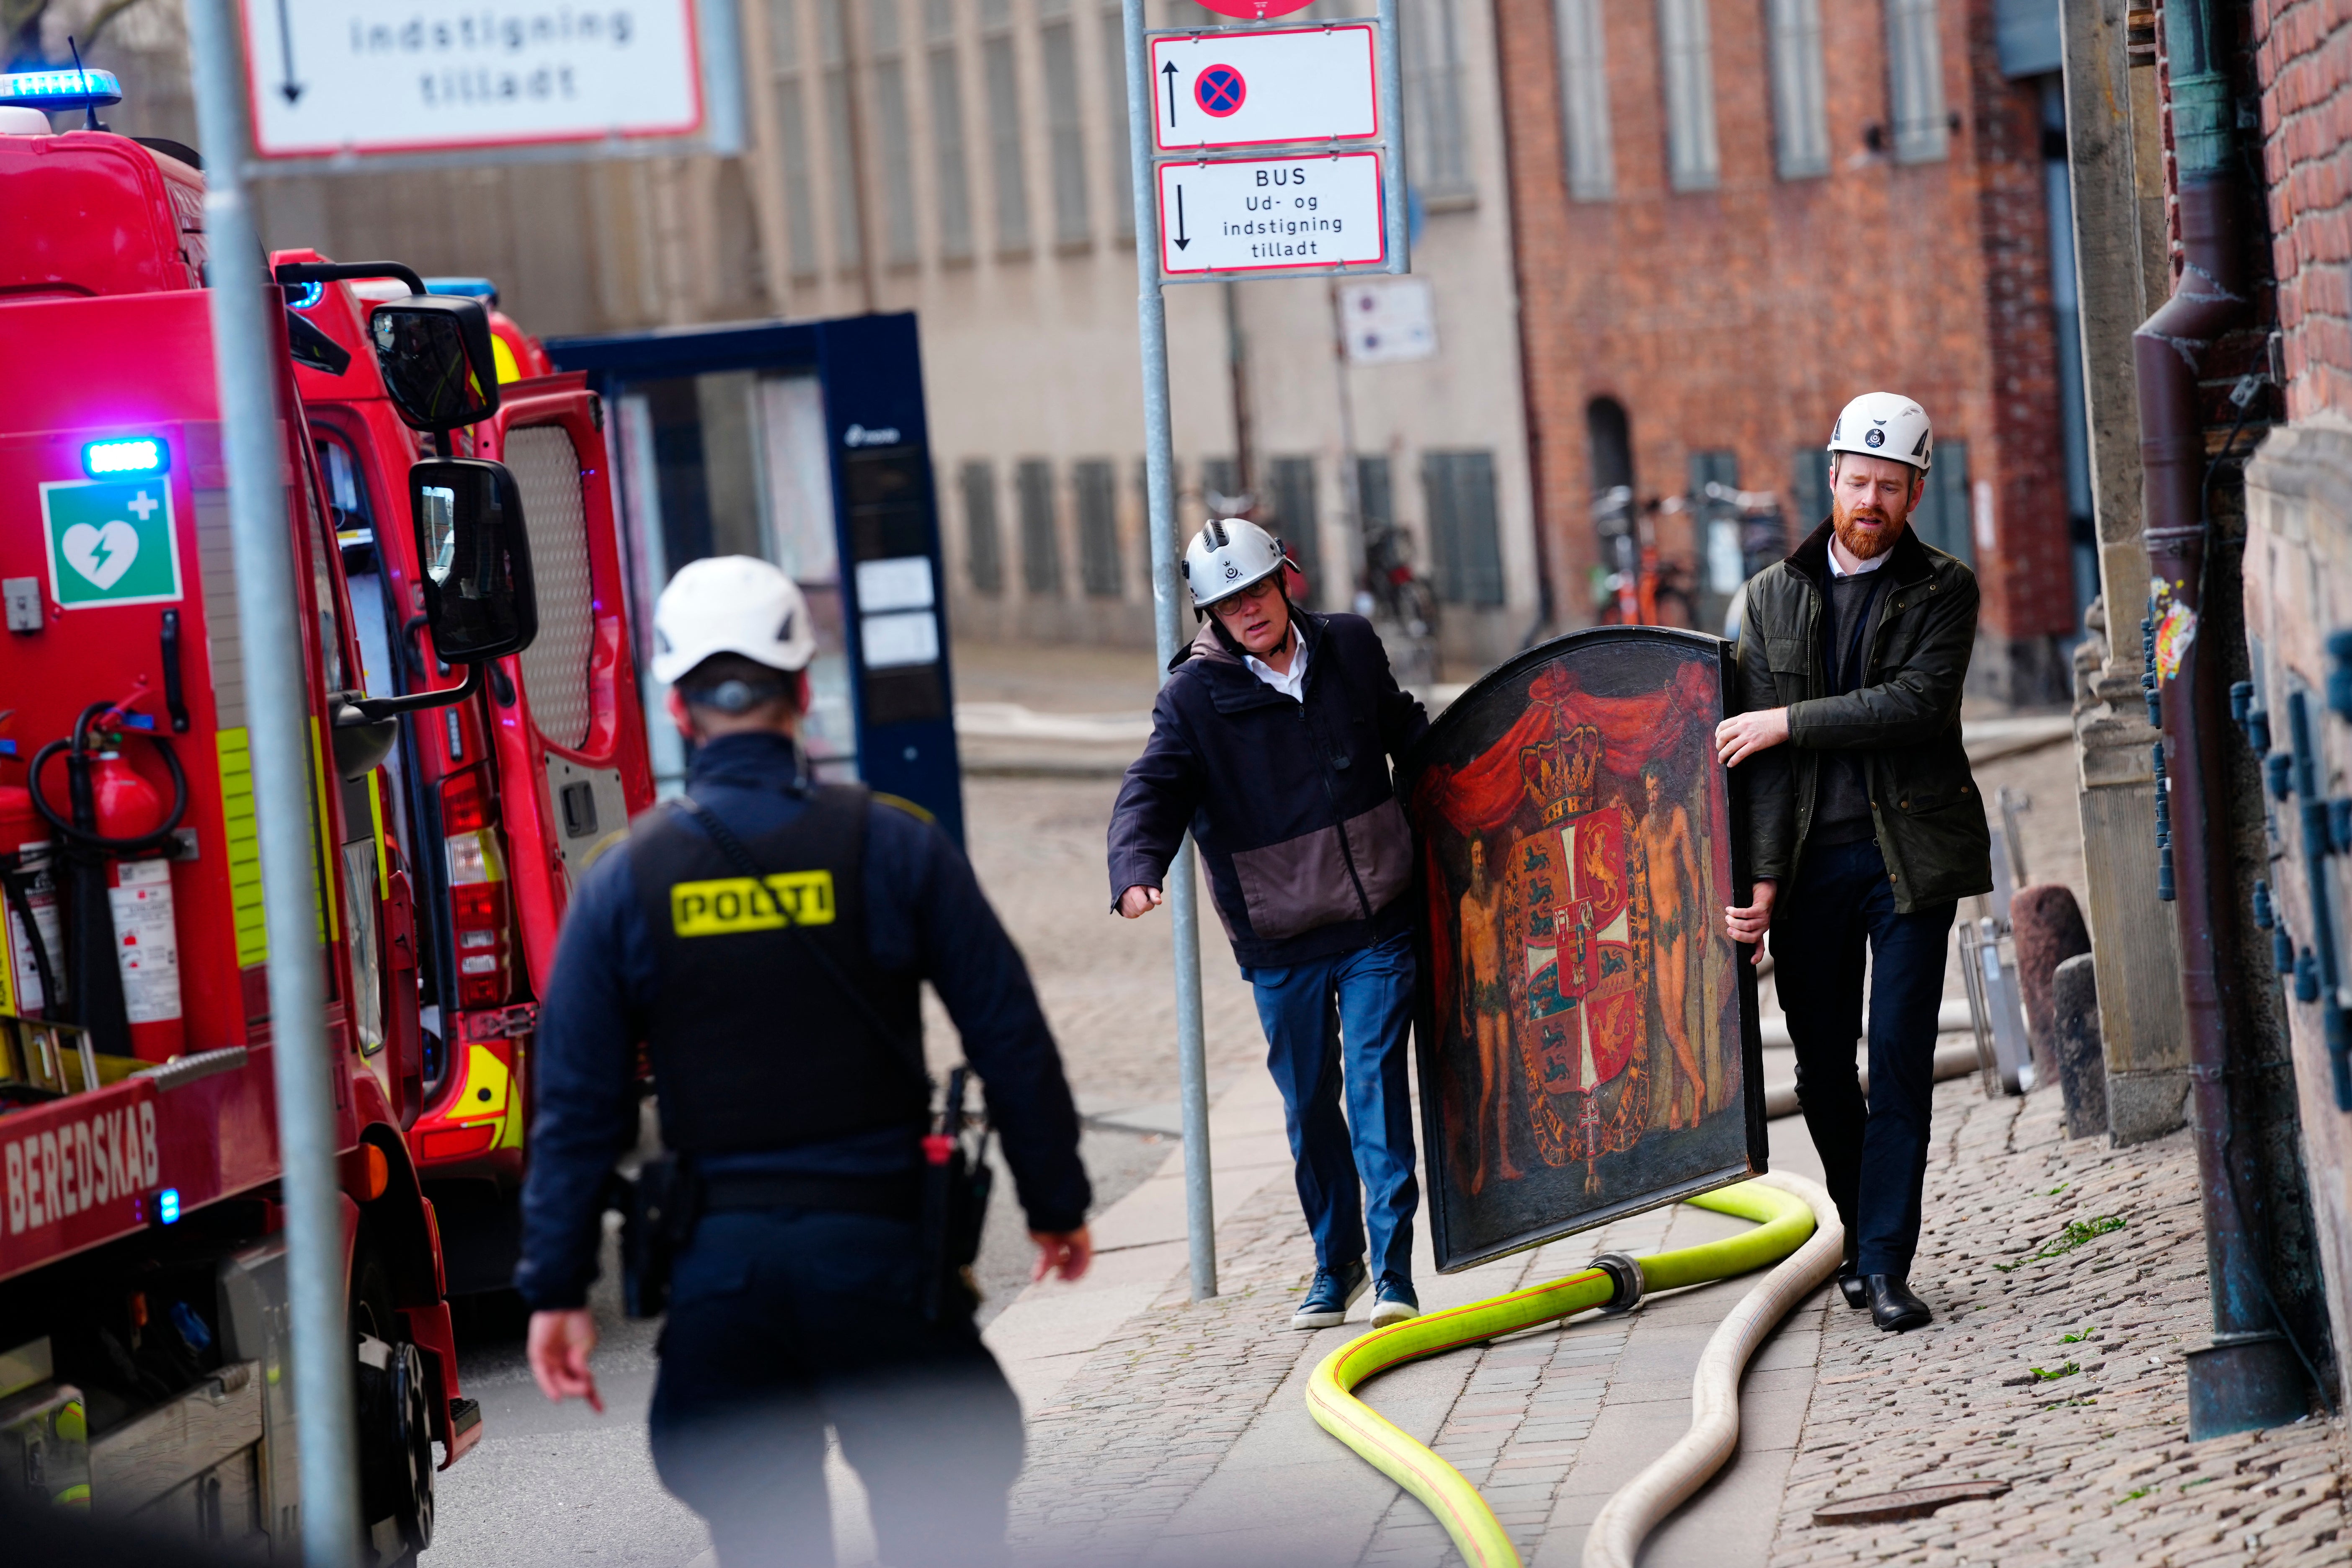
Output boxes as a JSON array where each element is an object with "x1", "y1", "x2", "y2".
[
  {"x1": 1173, "y1": 185, "x2": 1189, "y2": 250},
  {"x1": 1163, "y1": 60, "x2": 1179, "y2": 130},
  {"x1": 274, "y1": 0, "x2": 305, "y2": 102}
]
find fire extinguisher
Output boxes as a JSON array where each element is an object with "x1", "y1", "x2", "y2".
[{"x1": 31, "y1": 701, "x2": 188, "y2": 1060}]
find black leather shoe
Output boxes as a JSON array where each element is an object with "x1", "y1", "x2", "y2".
[
  {"x1": 1867, "y1": 1274, "x2": 1932, "y2": 1332},
  {"x1": 1836, "y1": 1265, "x2": 1867, "y2": 1310}
]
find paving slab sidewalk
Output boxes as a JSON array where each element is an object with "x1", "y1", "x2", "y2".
[
  {"x1": 984, "y1": 1069, "x2": 2350, "y2": 1568},
  {"x1": 986, "y1": 1067, "x2": 1834, "y2": 1568}
]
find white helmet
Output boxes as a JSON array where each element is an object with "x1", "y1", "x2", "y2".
[
  {"x1": 650, "y1": 555, "x2": 818, "y2": 685},
  {"x1": 1184, "y1": 516, "x2": 1286, "y2": 609},
  {"x1": 1827, "y1": 392, "x2": 1933, "y2": 474}
]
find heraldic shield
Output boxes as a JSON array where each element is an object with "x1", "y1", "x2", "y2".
[{"x1": 1401, "y1": 628, "x2": 1766, "y2": 1272}]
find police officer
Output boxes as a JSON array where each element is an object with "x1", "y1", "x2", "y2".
[{"x1": 516, "y1": 556, "x2": 1093, "y2": 1568}]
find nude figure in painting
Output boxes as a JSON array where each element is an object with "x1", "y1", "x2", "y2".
[
  {"x1": 1459, "y1": 836, "x2": 1521, "y2": 1193},
  {"x1": 1640, "y1": 761, "x2": 1709, "y2": 1130}
]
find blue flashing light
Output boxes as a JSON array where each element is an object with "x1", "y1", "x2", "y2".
[
  {"x1": 0, "y1": 67, "x2": 123, "y2": 111},
  {"x1": 83, "y1": 436, "x2": 168, "y2": 478},
  {"x1": 286, "y1": 280, "x2": 326, "y2": 312},
  {"x1": 424, "y1": 276, "x2": 500, "y2": 307},
  {"x1": 158, "y1": 1187, "x2": 181, "y2": 1225}
]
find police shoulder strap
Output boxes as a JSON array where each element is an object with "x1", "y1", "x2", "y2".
[{"x1": 671, "y1": 794, "x2": 930, "y2": 1087}]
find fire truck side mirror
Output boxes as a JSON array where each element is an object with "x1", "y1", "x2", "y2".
[
  {"x1": 329, "y1": 702, "x2": 399, "y2": 780},
  {"x1": 368, "y1": 295, "x2": 502, "y2": 432},
  {"x1": 409, "y1": 458, "x2": 538, "y2": 664}
]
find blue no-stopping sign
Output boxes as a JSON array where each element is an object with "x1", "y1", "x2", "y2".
[{"x1": 1195, "y1": 64, "x2": 1246, "y2": 118}]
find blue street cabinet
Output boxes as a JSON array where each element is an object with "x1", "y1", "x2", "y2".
[{"x1": 548, "y1": 312, "x2": 965, "y2": 846}]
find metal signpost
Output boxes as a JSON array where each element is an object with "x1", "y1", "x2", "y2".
[
  {"x1": 1122, "y1": 0, "x2": 1408, "y2": 1302},
  {"x1": 178, "y1": 3, "x2": 732, "y2": 1560}
]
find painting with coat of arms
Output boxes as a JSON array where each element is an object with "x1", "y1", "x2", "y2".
[{"x1": 1400, "y1": 627, "x2": 1764, "y2": 1272}]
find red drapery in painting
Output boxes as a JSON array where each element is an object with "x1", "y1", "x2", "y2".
[{"x1": 1412, "y1": 660, "x2": 1717, "y2": 835}]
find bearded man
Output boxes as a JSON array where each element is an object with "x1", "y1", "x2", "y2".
[{"x1": 1713, "y1": 393, "x2": 1992, "y2": 1334}]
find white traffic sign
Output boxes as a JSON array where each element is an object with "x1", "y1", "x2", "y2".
[
  {"x1": 1158, "y1": 152, "x2": 1385, "y2": 277},
  {"x1": 1341, "y1": 278, "x2": 1436, "y2": 363},
  {"x1": 238, "y1": 0, "x2": 704, "y2": 158},
  {"x1": 1151, "y1": 26, "x2": 1377, "y2": 153}
]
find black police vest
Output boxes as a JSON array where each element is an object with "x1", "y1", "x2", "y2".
[{"x1": 628, "y1": 785, "x2": 928, "y2": 1155}]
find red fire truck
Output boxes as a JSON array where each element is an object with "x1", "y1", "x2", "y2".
[
  {"x1": 273, "y1": 256, "x2": 652, "y2": 1296},
  {"x1": 0, "y1": 77, "x2": 641, "y2": 1557}
]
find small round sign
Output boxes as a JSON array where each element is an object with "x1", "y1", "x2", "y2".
[
  {"x1": 1188, "y1": 0, "x2": 1316, "y2": 17},
  {"x1": 1195, "y1": 64, "x2": 1247, "y2": 118}
]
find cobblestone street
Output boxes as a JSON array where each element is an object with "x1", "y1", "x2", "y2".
[
  {"x1": 1763, "y1": 1082, "x2": 2344, "y2": 1568},
  {"x1": 998, "y1": 1057, "x2": 2350, "y2": 1568},
  {"x1": 967, "y1": 717, "x2": 2351, "y2": 1567}
]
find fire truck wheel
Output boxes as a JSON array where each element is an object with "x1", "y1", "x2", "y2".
[{"x1": 351, "y1": 1235, "x2": 436, "y2": 1565}]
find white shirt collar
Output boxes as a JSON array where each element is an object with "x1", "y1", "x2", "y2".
[
  {"x1": 1244, "y1": 634, "x2": 1309, "y2": 701},
  {"x1": 1827, "y1": 539, "x2": 1891, "y2": 577}
]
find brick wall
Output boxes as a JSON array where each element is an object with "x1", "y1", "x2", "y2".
[
  {"x1": 1967, "y1": 0, "x2": 2077, "y2": 699},
  {"x1": 1497, "y1": 0, "x2": 2076, "y2": 696},
  {"x1": 2257, "y1": 0, "x2": 2352, "y2": 421}
]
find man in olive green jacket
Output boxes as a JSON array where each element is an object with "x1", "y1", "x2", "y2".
[{"x1": 1716, "y1": 392, "x2": 1993, "y2": 1334}]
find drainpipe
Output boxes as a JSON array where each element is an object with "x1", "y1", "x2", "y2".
[{"x1": 2134, "y1": 0, "x2": 2311, "y2": 1439}]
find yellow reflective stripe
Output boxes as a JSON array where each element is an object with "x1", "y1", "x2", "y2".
[
  {"x1": 309, "y1": 717, "x2": 338, "y2": 943},
  {"x1": 671, "y1": 872, "x2": 836, "y2": 936},
  {"x1": 217, "y1": 729, "x2": 268, "y2": 966},
  {"x1": 872, "y1": 791, "x2": 935, "y2": 825},
  {"x1": 368, "y1": 770, "x2": 390, "y2": 892}
]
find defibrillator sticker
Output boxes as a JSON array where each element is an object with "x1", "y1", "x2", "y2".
[
  {"x1": 672, "y1": 873, "x2": 837, "y2": 936},
  {"x1": 39, "y1": 479, "x2": 183, "y2": 609}
]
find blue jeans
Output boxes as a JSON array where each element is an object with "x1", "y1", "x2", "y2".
[
  {"x1": 1769, "y1": 837, "x2": 1958, "y2": 1278},
  {"x1": 1242, "y1": 929, "x2": 1420, "y2": 1287},
  {"x1": 647, "y1": 1208, "x2": 1023, "y2": 1568}
]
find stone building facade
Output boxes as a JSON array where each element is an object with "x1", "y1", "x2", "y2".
[
  {"x1": 2239, "y1": 0, "x2": 2352, "y2": 1426},
  {"x1": 2061, "y1": 0, "x2": 2347, "y2": 1417},
  {"x1": 1492, "y1": 0, "x2": 2089, "y2": 699}
]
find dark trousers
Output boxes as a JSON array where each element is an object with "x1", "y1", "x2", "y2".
[
  {"x1": 647, "y1": 1208, "x2": 1024, "y2": 1568},
  {"x1": 1769, "y1": 837, "x2": 1957, "y2": 1279},
  {"x1": 1240, "y1": 928, "x2": 1421, "y2": 1287}
]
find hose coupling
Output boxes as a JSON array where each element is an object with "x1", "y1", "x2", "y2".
[{"x1": 1589, "y1": 1252, "x2": 1646, "y2": 1315}]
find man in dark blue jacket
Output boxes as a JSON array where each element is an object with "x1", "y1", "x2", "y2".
[
  {"x1": 516, "y1": 556, "x2": 1092, "y2": 1568},
  {"x1": 1108, "y1": 517, "x2": 1428, "y2": 1331}
]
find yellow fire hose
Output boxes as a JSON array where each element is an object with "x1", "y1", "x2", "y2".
[{"x1": 1306, "y1": 1174, "x2": 1842, "y2": 1568}]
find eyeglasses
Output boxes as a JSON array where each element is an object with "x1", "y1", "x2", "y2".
[{"x1": 1210, "y1": 577, "x2": 1282, "y2": 618}]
